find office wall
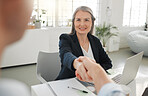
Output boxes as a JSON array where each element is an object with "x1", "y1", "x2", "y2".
[
  {"x1": 1, "y1": 27, "x2": 71, "y2": 68},
  {"x1": 1, "y1": 0, "x2": 145, "y2": 67}
]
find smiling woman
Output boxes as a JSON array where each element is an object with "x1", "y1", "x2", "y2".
[
  {"x1": 74, "y1": 11, "x2": 92, "y2": 35},
  {"x1": 56, "y1": 6, "x2": 112, "y2": 81}
]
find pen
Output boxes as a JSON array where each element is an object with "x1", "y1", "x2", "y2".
[
  {"x1": 68, "y1": 86, "x2": 88, "y2": 93},
  {"x1": 106, "y1": 70, "x2": 111, "y2": 75}
]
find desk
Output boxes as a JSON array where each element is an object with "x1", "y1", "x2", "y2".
[
  {"x1": 31, "y1": 69, "x2": 148, "y2": 96},
  {"x1": 31, "y1": 83, "x2": 55, "y2": 96},
  {"x1": 31, "y1": 78, "x2": 96, "y2": 96}
]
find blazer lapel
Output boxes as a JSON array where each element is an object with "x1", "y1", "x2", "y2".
[
  {"x1": 88, "y1": 34, "x2": 98, "y2": 61},
  {"x1": 72, "y1": 33, "x2": 83, "y2": 56}
]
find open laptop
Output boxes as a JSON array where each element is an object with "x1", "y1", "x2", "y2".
[{"x1": 112, "y1": 51, "x2": 144, "y2": 85}]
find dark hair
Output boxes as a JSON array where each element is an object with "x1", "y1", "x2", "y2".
[{"x1": 70, "y1": 6, "x2": 96, "y2": 35}]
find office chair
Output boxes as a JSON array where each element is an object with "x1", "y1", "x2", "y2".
[{"x1": 36, "y1": 51, "x2": 61, "y2": 83}]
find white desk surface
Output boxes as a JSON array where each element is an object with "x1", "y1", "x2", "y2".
[
  {"x1": 31, "y1": 78, "x2": 96, "y2": 96},
  {"x1": 31, "y1": 69, "x2": 148, "y2": 96},
  {"x1": 31, "y1": 83, "x2": 55, "y2": 96}
]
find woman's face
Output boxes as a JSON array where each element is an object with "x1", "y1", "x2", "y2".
[{"x1": 74, "y1": 10, "x2": 92, "y2": 35}]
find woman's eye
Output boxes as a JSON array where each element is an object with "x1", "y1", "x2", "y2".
[
  {"x1": 85, "y1": 19, "x2": 89, "y2": 21},
  {"x1": 76, "y1": 19, "x2": 80, "y2": 21}
]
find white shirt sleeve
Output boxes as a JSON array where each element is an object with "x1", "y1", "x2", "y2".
[{"x1": 98, "y1": 83, "x2": 126, "y2": 96}]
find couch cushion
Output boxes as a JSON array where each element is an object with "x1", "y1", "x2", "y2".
[{"x1": 128, "y1": 31, "x2": 148, "y2": 56}]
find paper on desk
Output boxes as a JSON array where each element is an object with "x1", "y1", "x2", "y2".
[{"x1": 49, "y1": 78, "x2": 96, "y2": 96}]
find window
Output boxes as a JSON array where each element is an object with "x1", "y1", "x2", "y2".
[
  {"x1": 32, "y1": 0, "x2": 56, "y2": 27},
  {"x1": 32, "y1": 0, "x2": 100, "y2": 27},
  {"x1": 123, "y1": 0, "x2": 147, "y2": 27}
]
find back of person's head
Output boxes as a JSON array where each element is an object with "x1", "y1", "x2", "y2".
[
  {"x1": 0, "y1": 1, "x2": 33, "y2": 96},
  {"x1": 0, "y1": 0, "x2": 33, "y2": 46},
  {"x1": 70, "y1": 6, "x2": 96, "y2": 35}
]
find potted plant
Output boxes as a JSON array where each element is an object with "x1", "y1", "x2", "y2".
[
  {"x1": 95, "y1": 22, "x2": 118, "y2": 50},
  {"x1": 34, "y1": 9, "x2": 48, "y2": 28},
  {"x1": 34, "y1": 19, "x2": 41, "y2": 28}
]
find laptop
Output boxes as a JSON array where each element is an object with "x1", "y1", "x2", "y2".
[{"x1": 112, "y1": 51, "x2": 144, "y2": 85}]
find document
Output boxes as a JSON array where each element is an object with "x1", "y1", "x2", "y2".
[{"x1": 49, "y1": 78, "x2": 96, "y2": 96}]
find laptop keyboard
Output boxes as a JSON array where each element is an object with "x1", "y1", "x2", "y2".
[{"x1": 112, "y1": 74, "x2": 122, "y2": 83}]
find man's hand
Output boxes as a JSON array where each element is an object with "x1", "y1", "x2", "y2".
[
  {"x1": 75, "y1": 56, "x2": 97, "y2": 82},
  {"x1": 73, "y1": 58, "x2": 93, "y2": 82},
  {"x1": 76, "y1": 56, "x2": 113, "y2": 93}
]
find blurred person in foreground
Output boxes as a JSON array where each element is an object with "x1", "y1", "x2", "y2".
[{"x1": 0, "y1": 0, "x2": 33, "y2": 96}]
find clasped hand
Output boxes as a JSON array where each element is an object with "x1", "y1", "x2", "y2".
[{"x1": 74, "y1": 56, "x2": 96, "y2": 82}]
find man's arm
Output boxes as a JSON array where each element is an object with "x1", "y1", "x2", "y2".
[
  {"x1": 77, "y1": 56, "x2": 126, "y2": 96},
  {"x1": 98, "y1": 83, "x2": 126, "y2": 96}
]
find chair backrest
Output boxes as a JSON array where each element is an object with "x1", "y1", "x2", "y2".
[{"x1": 37, "y1": 51, "x2": 61, "y2": 82}]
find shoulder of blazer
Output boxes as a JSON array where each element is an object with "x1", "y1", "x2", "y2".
[
  {"x1": 88, "y1": 33, "x2": 101, "y2": 44},
  {"x1": 60, "y1": 33, "x2": 78, "y2": 43},
  {"x1": 60, "y1": 33, "x2": 71, "y2": 40}
]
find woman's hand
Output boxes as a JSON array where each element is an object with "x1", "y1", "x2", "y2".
[
  {"x1": 77, "y1": 56, "x2": 98, "y2": 79},
  {"x1": 74, "y1": 57, "x2": 93, "y2": 82},
  {"x1": 75, "y1": 63, "x2": 93, "y2": 82},
  {"x1": 76, "y1": 56, "x2": 113, "y2": 93},
  {"x1": 73, "y1": 58, "x2": 82, "y2": 69}
]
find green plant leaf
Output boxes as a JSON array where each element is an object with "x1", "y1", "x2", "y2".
[{"x1": 95, "y1": 22, "x2": 119, "y2": 47}]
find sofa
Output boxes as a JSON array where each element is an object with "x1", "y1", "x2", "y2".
[{"x1": 128, "y1": 30, "x2": 148, "y2": 56}]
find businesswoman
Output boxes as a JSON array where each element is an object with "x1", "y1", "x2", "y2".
[{"x1": 56, "y1": 6, "x2": 112, "y2": 81}]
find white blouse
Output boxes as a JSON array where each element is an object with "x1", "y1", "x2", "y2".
[{"x1": 81, "y1": 43, "x2": 95, "y2": 60}]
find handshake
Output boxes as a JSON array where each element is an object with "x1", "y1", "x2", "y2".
[
  {"x1": 74, "y1": 56, "x2": 96, "y2": 82},
  {"x1": 73, "y1": 56, "x2": 113, "y2": 93}
]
